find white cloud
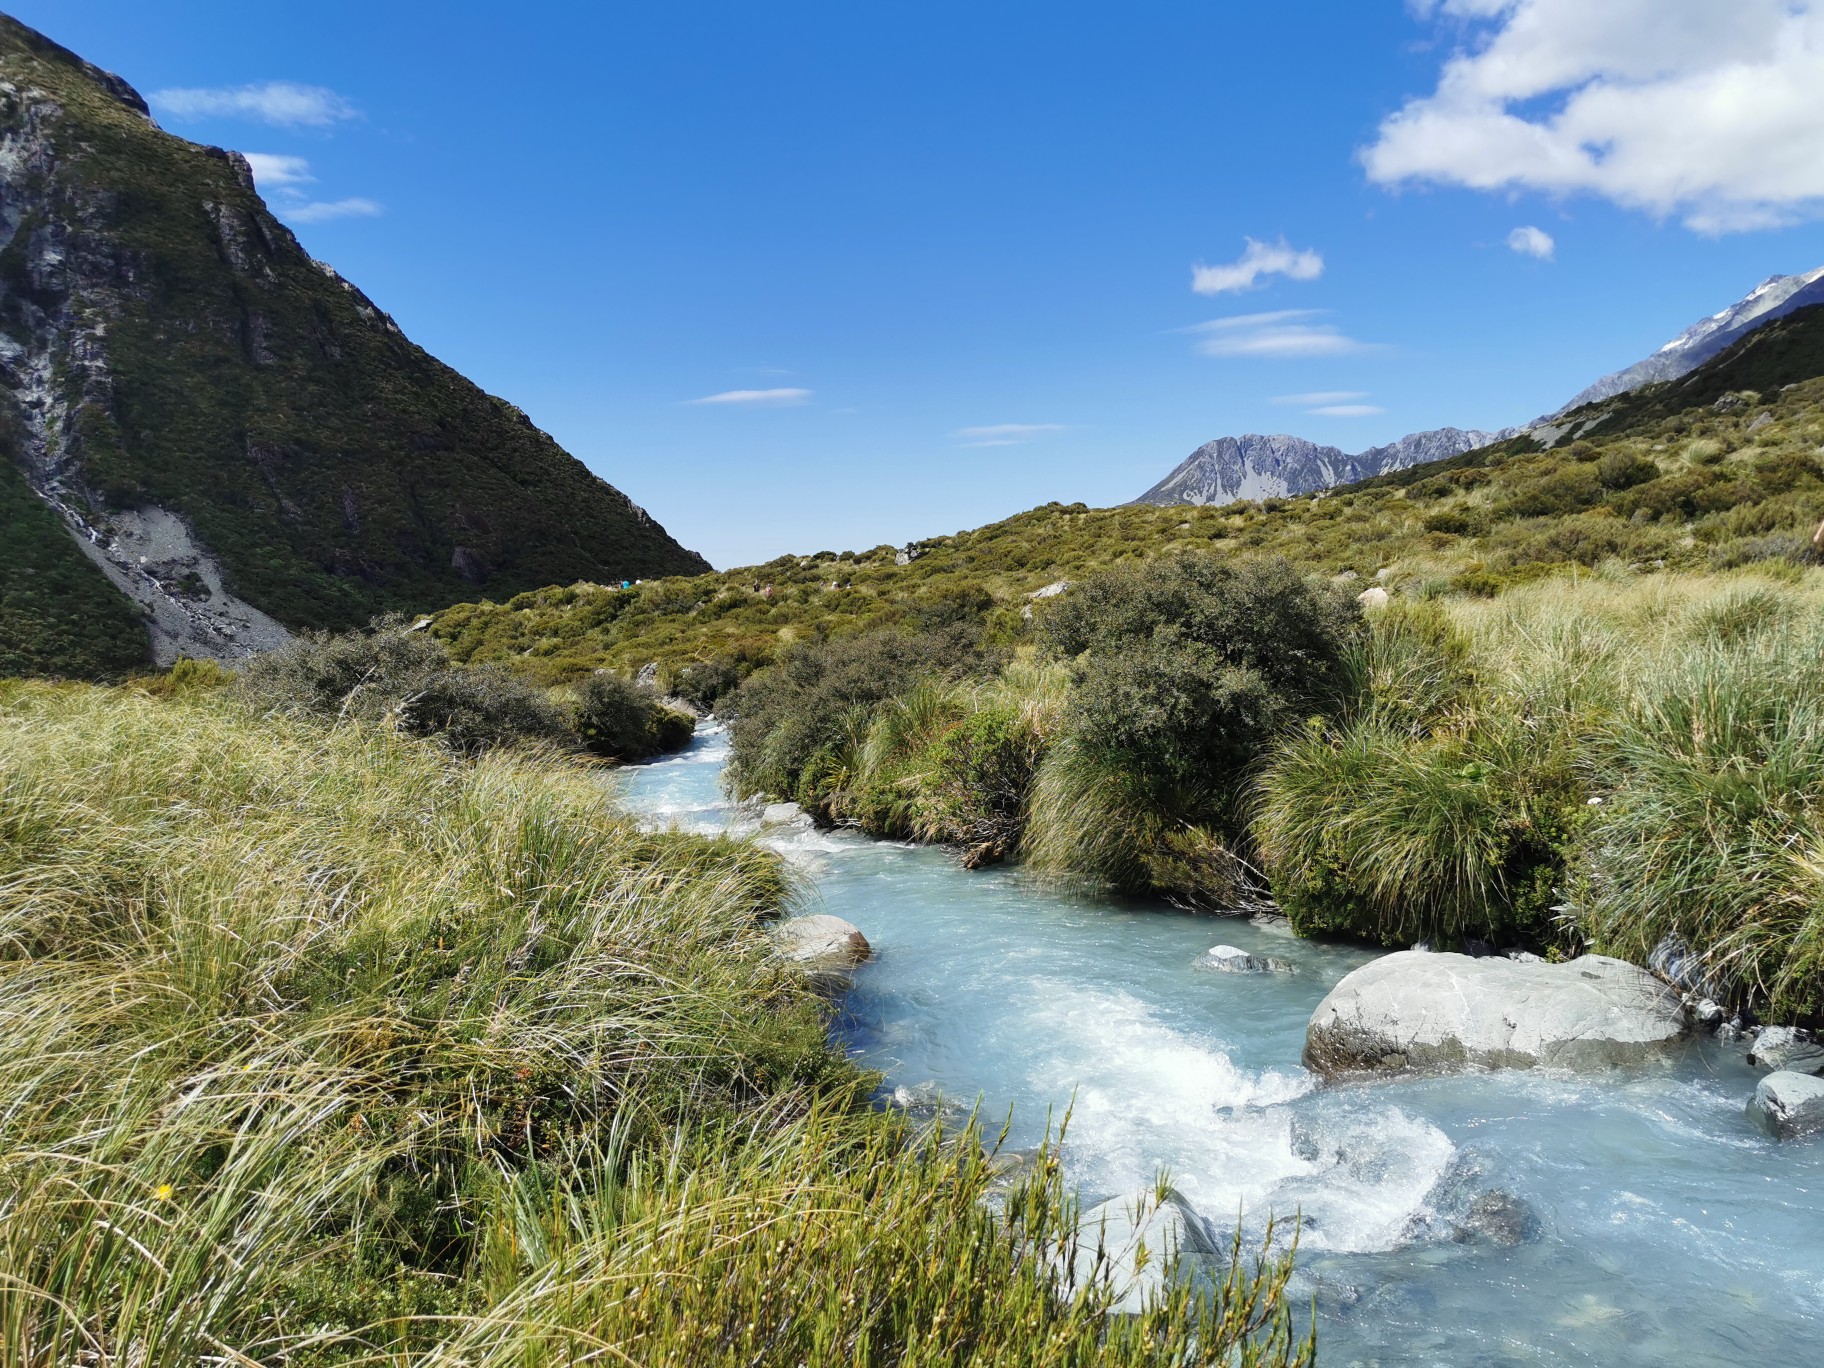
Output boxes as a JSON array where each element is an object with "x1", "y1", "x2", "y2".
[
  {"x1": 150, "y1": 81, "x2": 359, "y2": 128},
  {"x1": 242, "y1": 153, "x2": 314, "y2": 190},
  {"x1": 1365, "y1": 0, "x2": 1824, "y2": 232},
  {"x1": 1506, "y1": 225, "x2": 1555, "y2": 259},
  {"x1": 950, "y1": 423, "x2": 1066, "y2": 448},
  {"x1": 1191, "y1": 237, "x2": 1324, "y2": 295},
  {"x1": 1272, "y1": 390, "x2": 1369, "y2": 405},
  {"x1": 687, "y1": 387, "x2": 812, "y2": 407},
  {"x1": 1309, "y1": 404, "x2": 1386, "y2": 417},
  {"x1": 1185, "y1": 310, "x2": 1370, "y2": 358},
  {"x1": 281, "y1": 197, "x2": 383, "y2": 224}
]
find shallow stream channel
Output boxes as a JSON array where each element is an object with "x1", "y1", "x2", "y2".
[{"x1": 619, "y1": 726, "x2": 1824, "y2": 1365}]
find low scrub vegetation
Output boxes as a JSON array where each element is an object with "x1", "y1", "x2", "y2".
[
  {"x1": 716, "y1": 558, "x2": 1824, "y2": 1020},
  {"x1": 0, "y1": 681, "x2": 1310, "y2": 1364},
  {"x1": 240, "y1": 615, "x2": 694, "y2": 760}
]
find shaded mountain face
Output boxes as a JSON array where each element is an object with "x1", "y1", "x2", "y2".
[
  {"x1": 1133, "y1": 427, "x2": 1511, "y2": 507},
  {"x1": 1556, "y1": 266, "x2": 1824, "y2": 415},
  {"x1": 0, "y1": 16, "x2": 708, "y2": 674}
]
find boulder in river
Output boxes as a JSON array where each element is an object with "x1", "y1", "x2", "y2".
[
  {"x1": 1195, "y1": 944, "x2": 1292, "y2": 974},
  {"x1": 1747, "y1": 1026, "x2": 1824, "y2": 1075},
  {"x1": 770, "y1": 914, "x2": 871, "y2": 990},
  {"x1": 1747, "y1": 1071, "x2": 1824, "y2": 1139},
  {"x1": 1062, "y1": 1188, "x2": 1215, "y2": 1315},
  {"x1": 760, "y1": 800, "x2": 810, "y2": 827},
  {"x1": 1303, "y1": 951, "x2": 1686, "y2": 1078}
]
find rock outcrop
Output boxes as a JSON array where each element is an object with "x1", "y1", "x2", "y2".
[
  {"x1": 1195, "y1": 945, "x2": 1291, "y2": 974},
  {"x1": 1304, "y1": 951, "x2": 1687, "y2": 1078}
]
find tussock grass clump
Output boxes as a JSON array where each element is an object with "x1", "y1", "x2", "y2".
[
  {"x1": 0, "y1": 682, "x2": 1308, "y2": 1363},
  {"x1": 1573, "y1": 623, "x2": 1824, "y2": 1019}
]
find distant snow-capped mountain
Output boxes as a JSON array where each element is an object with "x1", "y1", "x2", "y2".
[
  {"x1": 1554, "y1": 265, "x2": 1824, "y2": 414},
  {"x1": 1134, "y1": 265, "x2": 1824, "y2": 509},
  {"x1": 1132, "y1": 427, "x2": 1512, "y2": 507}
]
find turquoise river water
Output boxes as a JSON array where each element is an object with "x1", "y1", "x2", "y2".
[{"x1": 619, "y1": 726, "x2": 1824, "y2": 1366}]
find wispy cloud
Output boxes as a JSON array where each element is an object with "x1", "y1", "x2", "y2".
[
  {"x1": 1191, "y1": 237, "x2": 1324, "y2": 295},
  {"x1": 1184, "y1": 310, "x2": 1370, "y2": 359},
  {"x1": 687, "y1": 387, "x2": 813, "y2": 407},
  {"x1": 1506, "y1": 225, "x2": 1556, "y2": 260},
  {"x1": 150, "y1": 81, "x2": 359, "y2": 128},
  {"x1": 1309, "y1": 404, "x2": 1385, "y2": 417},
  {"x1": 283, "y1": 197, "x2": 383, "y2": 223},
  {"x1": 242, "y1": 152, "x2": 314, "y2": 189},
  {"x1": 950, "y1": 423, "x2": 1066, "y2": 448},
  {"x1": 1272, "y1": 390, "x2": 1369, "y2": 405}
]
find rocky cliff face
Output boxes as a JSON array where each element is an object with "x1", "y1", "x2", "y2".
[
  {"x1": 0, "y1": 16, "x2": 708, "y2": 673},
  {"x1": 1133, "y1": 426, "x2": 1512, "y2": 508}
]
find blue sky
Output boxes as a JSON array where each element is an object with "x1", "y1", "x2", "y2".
[{"x1": 24, "y1": 1, "x2": 1824, "y2": 568}]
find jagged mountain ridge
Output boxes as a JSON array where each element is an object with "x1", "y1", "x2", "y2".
[
  {"x1": 1133, "y1": 426, "x2": 1513, "y2": 507},
  {"x1": 0, "y1": 15, "x2": 708, "y2": 675},
  {"x1": 1556, "y1": 266, "x2": 1824, "y2": 415}
]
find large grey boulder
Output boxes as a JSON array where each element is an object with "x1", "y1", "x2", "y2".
[
  {"x1": 1748, "y1": 1071, "x2": 1824, "y2": 1139},
  {"x1": 1747, "y1": 1026, "x2": 1824, "y2": 1075},
  {"x1": 1304, "y1": 951, "x2": 1686, "y2": 1078},
  {"x1": 770, "y1": 914, "x2": 871, "y2": 990},
  {"x1": 1062, "y1": 1189, "x2": 1214, "y2": 1315}
]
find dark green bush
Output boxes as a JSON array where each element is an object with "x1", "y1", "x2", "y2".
[
  {"x1": 724, "y1": 627, "x2": 997, "y2": 811},
  {"x1": 571, "y1": 672, "x2": 696, "y2": 760},
  {"x1": 238, "y1": 617, "x2": 572, "y2": 755},
  {"x1": 1597, "y1": 451, "x2": 1660, "y2": 490},
  {"x1": 672, "y1": 657, "x2": 744, "y2": 711},
  {"x1": 1044, "y1": 555, "x2": 1359, "y2": 801}
]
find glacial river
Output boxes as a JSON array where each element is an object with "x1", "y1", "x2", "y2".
[{"x1": 620, "y1": 726, "x2": 1824, "y2": 1365}]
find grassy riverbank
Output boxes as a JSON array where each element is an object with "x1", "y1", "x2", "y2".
[
  {"x1": 0, "y1": 680, "x2": 1309, "y2": 1365},
  {"x1": 711, "y1": 562, "x2": 1824, "y2": 1023}
]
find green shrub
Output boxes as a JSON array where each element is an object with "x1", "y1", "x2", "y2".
[
  {"x1": 572, "y1": 671, "x2": 696, "y2": 760},
  {"x1": 916, "y1": 704, "x2": 1047, "y2": 864},
  {"x1": 1597, "y1": 451, "x2": 1660, "y2": 491},
  {"x1": 238, "y1": 617, "x2": 573, "y2": 755},
  {"x1": 672, "y1": 656, "x2": 744, "y2": 711},
  {"x1": 1043, "y1": 554, "x2": 1359, "y2": 796},
  {"x1": 724, "y1": 627, "x2": 997, "y2": 815}
]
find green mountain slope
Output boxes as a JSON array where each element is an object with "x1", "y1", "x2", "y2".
[
  {"x1": 433, "y1": 307, "x2": 1824, "y2": 684},
  {"x1": 0, "y1": 15, "x2": 708, "y2": 676}
]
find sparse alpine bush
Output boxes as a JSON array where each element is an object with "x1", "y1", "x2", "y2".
[{"x1": 238, "y1": 615, "x2": 572, "y2": 754}]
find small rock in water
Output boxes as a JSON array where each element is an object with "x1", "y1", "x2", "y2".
[
  {"x1": 886, "y1": 1080, "x2": 970, "y2": 1127},
  {"x1": 770, "y1": 914, "x2": 871, "y2": 992},
  {"x1": 1505, "y1": 949, "x2": 1542, "y2": 963},
  {"x1": 1195, "y1": 944, "x2": 1292, "y2": 974},
  {"x1": 1748, "y1": 1071, "x2": 1824, "y2": 1139},
  {"x1": 1249, "y1": 909, "x2": 1293, "y2": 935},
  {"x1": 1461, "y1": 1189, "x2": 1541, "y2": 1247},
  {"x1": 1747, "y1": 1026, "x2": 1824, "y2": 1074},
  {"x1": 1716, "y1": 1018, "x2": 1747, "y2": 1043},
  {"x1": 760, "y1": 800, "x2": 809, "y2": 826},
  {"x1": 1198, "y1": 945, "x2": 1266, "y2": 973}
]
